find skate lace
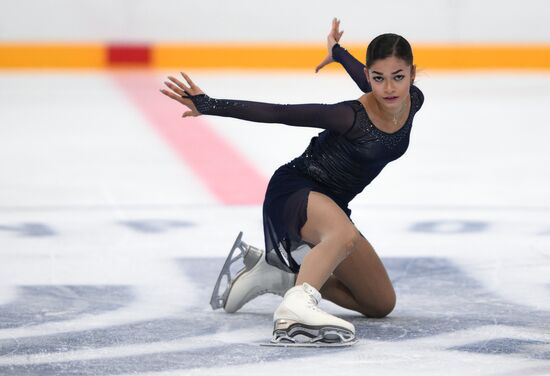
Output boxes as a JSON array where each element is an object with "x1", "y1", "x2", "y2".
[
  {"x1": 301, "y1": 283, "x2": 322, "y2": 312},
  {"x1": 307, "y1": 296, "x2": 322, "y2": 312}
]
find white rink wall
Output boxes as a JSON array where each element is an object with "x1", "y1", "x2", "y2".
[{"x1": 0, "y1": 0, "x2": 549, "y2": 43}]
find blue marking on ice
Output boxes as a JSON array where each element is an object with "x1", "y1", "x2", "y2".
[
  {"x1": 409, "y1": 220, "x2": 489, "y2": 234},
  {"x1": 2, "y1": 257, "x2": 546, "y2": 375},
  {"x1": 119, "y1": 219, "x2": 195, "y2": 233},
  {"x1": 451, "y1": 338, "x2": 550, "y2": 360},
  {"x1": 0, "y1": 286, "x2": 133, "y2": 329},
  {"x1": 0, "y1": 223, "x2": 57, "y2": 237}
]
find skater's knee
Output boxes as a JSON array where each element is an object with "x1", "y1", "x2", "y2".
[
  {"x1": 358, "y1": 291, "x2": 396, "y2": 318},
  {"x1": 371, "y1": 296, "x2": 396, "y2": 318},
  {"x1": 329, "y1": 227, "x2": 362, "y2": 257}
]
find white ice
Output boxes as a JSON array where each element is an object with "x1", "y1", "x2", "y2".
[{"x1": 0, "y1": 70, "x2": 549, "y2": 375}]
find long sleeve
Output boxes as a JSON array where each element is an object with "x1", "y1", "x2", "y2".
[
  {"x1": 332, "y1": 44, "x2": 371, "y2": 93},
  {"x1": 190, "y1": 95, "x2": 357, "y2": 135}
]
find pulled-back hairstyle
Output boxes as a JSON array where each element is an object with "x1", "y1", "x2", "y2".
[{"x1": 366, "y1": 33, "x2": 413, "y2": 69}]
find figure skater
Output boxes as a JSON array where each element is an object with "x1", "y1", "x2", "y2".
[{"x1": 160, "y1": 18, "x2": 424, "y2": 346}]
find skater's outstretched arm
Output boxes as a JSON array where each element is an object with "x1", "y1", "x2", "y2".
[
  {"x1": 332, "y1": 45, "x2": 371, "y2": 93},
  {"x1": 315, "y1": 18, "x2": 371, "y2": 93},
  {"x1": 160, "y1": 73, "x2": 357, "y2": 135}
]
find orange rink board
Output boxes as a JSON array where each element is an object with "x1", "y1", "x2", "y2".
[{"x1": 1, "y1": 43, "x2": 550, "y2": 70}]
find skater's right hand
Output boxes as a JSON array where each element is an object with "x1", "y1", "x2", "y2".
[
  {"x1": 315, "y1": 18, "x2": 344, "y2": 73},
  {"x1": 160, "y1": 72, "x2": 205, "y2": 117}
]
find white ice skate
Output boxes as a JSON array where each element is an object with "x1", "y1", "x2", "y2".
[
  {"x1": 267, "y1": 283, "x2": 357, "y2": 347},
  {"x1": 210, "y1": 232, "x2": 296, "y2": 313}
]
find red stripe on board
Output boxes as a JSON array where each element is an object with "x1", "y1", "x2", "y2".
[
  {"x1": 112, "y1": 72, "x2": 267, "y2": 205},
  {"x1": 108, "y1": 45, "x2": 151, "y2": 65}
]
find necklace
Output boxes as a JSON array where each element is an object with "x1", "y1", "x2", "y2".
[{"x1": 391, "y1": 101, "x2": 407, "y2": 126}]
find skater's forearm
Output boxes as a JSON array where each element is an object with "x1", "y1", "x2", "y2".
[
  {"x1": 190, "y1": 94, "x2": 356, "y2": 134},
  {"x1": 332, "y1": 44, "x2": 371, "y2": 93}
]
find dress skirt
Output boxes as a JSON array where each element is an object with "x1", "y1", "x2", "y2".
[{"x1": 262, "y1": 164, "x2": 352, "y2": 273}]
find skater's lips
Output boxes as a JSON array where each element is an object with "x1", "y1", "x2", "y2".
[{"x1": 383, "y1": 96, "x2": 399, "y2": 102}]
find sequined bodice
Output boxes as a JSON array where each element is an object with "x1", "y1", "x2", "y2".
[
  {"x1": 187, "y1": 43, "x2": 424, "y2": 205},
  {"x1": 289, "y1": 85, "x2": 424, "y2": 204}
]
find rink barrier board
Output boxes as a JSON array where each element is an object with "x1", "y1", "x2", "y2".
[{"x1": 1, "y1": 43, "x2": 550, "y2": 70}]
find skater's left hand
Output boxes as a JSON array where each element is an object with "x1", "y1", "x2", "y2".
[
  {"x1": 315, "y1": 18, "x2": 344, "y2": 73},
  {"x1": 160, "y1": 72, "x2": 205, "y2": 117}
]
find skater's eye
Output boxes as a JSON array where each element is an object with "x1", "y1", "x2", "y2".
[
  {"x1": 393, "y1": 75, "x2": 405, "y2": 81},
  {"x1": 372, "y1": 76, "x2": 384, "y2": 82}
]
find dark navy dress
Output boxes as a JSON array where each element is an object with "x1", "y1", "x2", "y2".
[{"x1": 191, "y1": 44, "x2": 425, "y2": 273}]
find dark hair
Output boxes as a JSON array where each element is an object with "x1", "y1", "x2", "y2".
[{"x1": 366, "y1": 33, "x2": 413, "y2": 69}]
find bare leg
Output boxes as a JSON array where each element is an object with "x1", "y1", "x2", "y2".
[
  {"x1": 271, "y1": 191, "x2": 364, "y2": 344},
  {"x1": 298, "y1": 191, "x2": 396, "y2": 318},
  {"x1": 296, "y1": 192, "x2": 361, "y2": 289},
  {"x1": 319, "y1": 275, "x2": 365, "y2": 313},
  {"x1": 331, "y1": 236, "x2": 395, "y2": 318}
]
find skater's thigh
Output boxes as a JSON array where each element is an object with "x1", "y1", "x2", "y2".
[
  {"x1": 299, "y1": 191, "x2": 360, "y2": 248},
  {"x1": 333, "y1": 236, "x2": 396, "y2": 318},
  {"x1": 299, "y1": 191, "x2": 394, "y2": 317}
]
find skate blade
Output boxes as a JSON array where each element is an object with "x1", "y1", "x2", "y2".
[
  {"x1": 210, "y1": 231, "x2": 263, "y2": 310},
  {"x1": 260, "y1": 339, "x2": 357, "y2": 348},
  {"x1": 267, "y1": 322, "x2": 357, "y2": 348},
  {"x1": 209, "y1": 232, "x2": 251, "y2": 310}
]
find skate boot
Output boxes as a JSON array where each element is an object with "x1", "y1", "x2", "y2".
[
  {"x1": 210, "y1": 232, "x2": 296, "y2": 313},
  {"x1": 270, "y1": 283, "x2": 356, "y2": 347}
]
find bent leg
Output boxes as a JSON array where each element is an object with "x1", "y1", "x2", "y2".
[
  {"x1": 332, "y1": 236, "x2": 396, "y2": 318},
  {"x1": 297, "y1": 191, "x2": 395, "y2": 318},
  {"x1": 296, "y1": 191, "x2": 362, "y2": 290},
  {"x1": 271, "y1": 191, "x2": 360, "y2": 344},
  {"x1": 319, "y1": 275, "x2": 365, "y2": 312}
]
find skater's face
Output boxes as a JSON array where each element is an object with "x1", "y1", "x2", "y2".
[{"x1": 364, "y1": 56, "x2": 415, "y2": 111}]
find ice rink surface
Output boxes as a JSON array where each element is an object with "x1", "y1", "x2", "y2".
[{"x1": 0, "y1": 69, "x2": 549, "y2": 375}]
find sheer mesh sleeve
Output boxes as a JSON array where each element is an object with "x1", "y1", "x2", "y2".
[
  {"x1": 332, "y1": 44, "x2": 372, "y2": 93},
  {"x1": 190, "y1": 94, "x2": 357, "y2": 134}
]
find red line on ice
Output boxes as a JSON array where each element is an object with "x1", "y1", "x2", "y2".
[{"x1": 112, "y1": 72, "x2": 267, "y2": 204}]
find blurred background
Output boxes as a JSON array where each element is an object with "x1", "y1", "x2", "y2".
[{"x1": 1, "y1": 0, "x2": 550, "y2": 69}]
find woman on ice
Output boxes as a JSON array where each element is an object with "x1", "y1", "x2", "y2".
[{"x1": 161, "y1": 19, "x2": 424, "y2": 346}]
